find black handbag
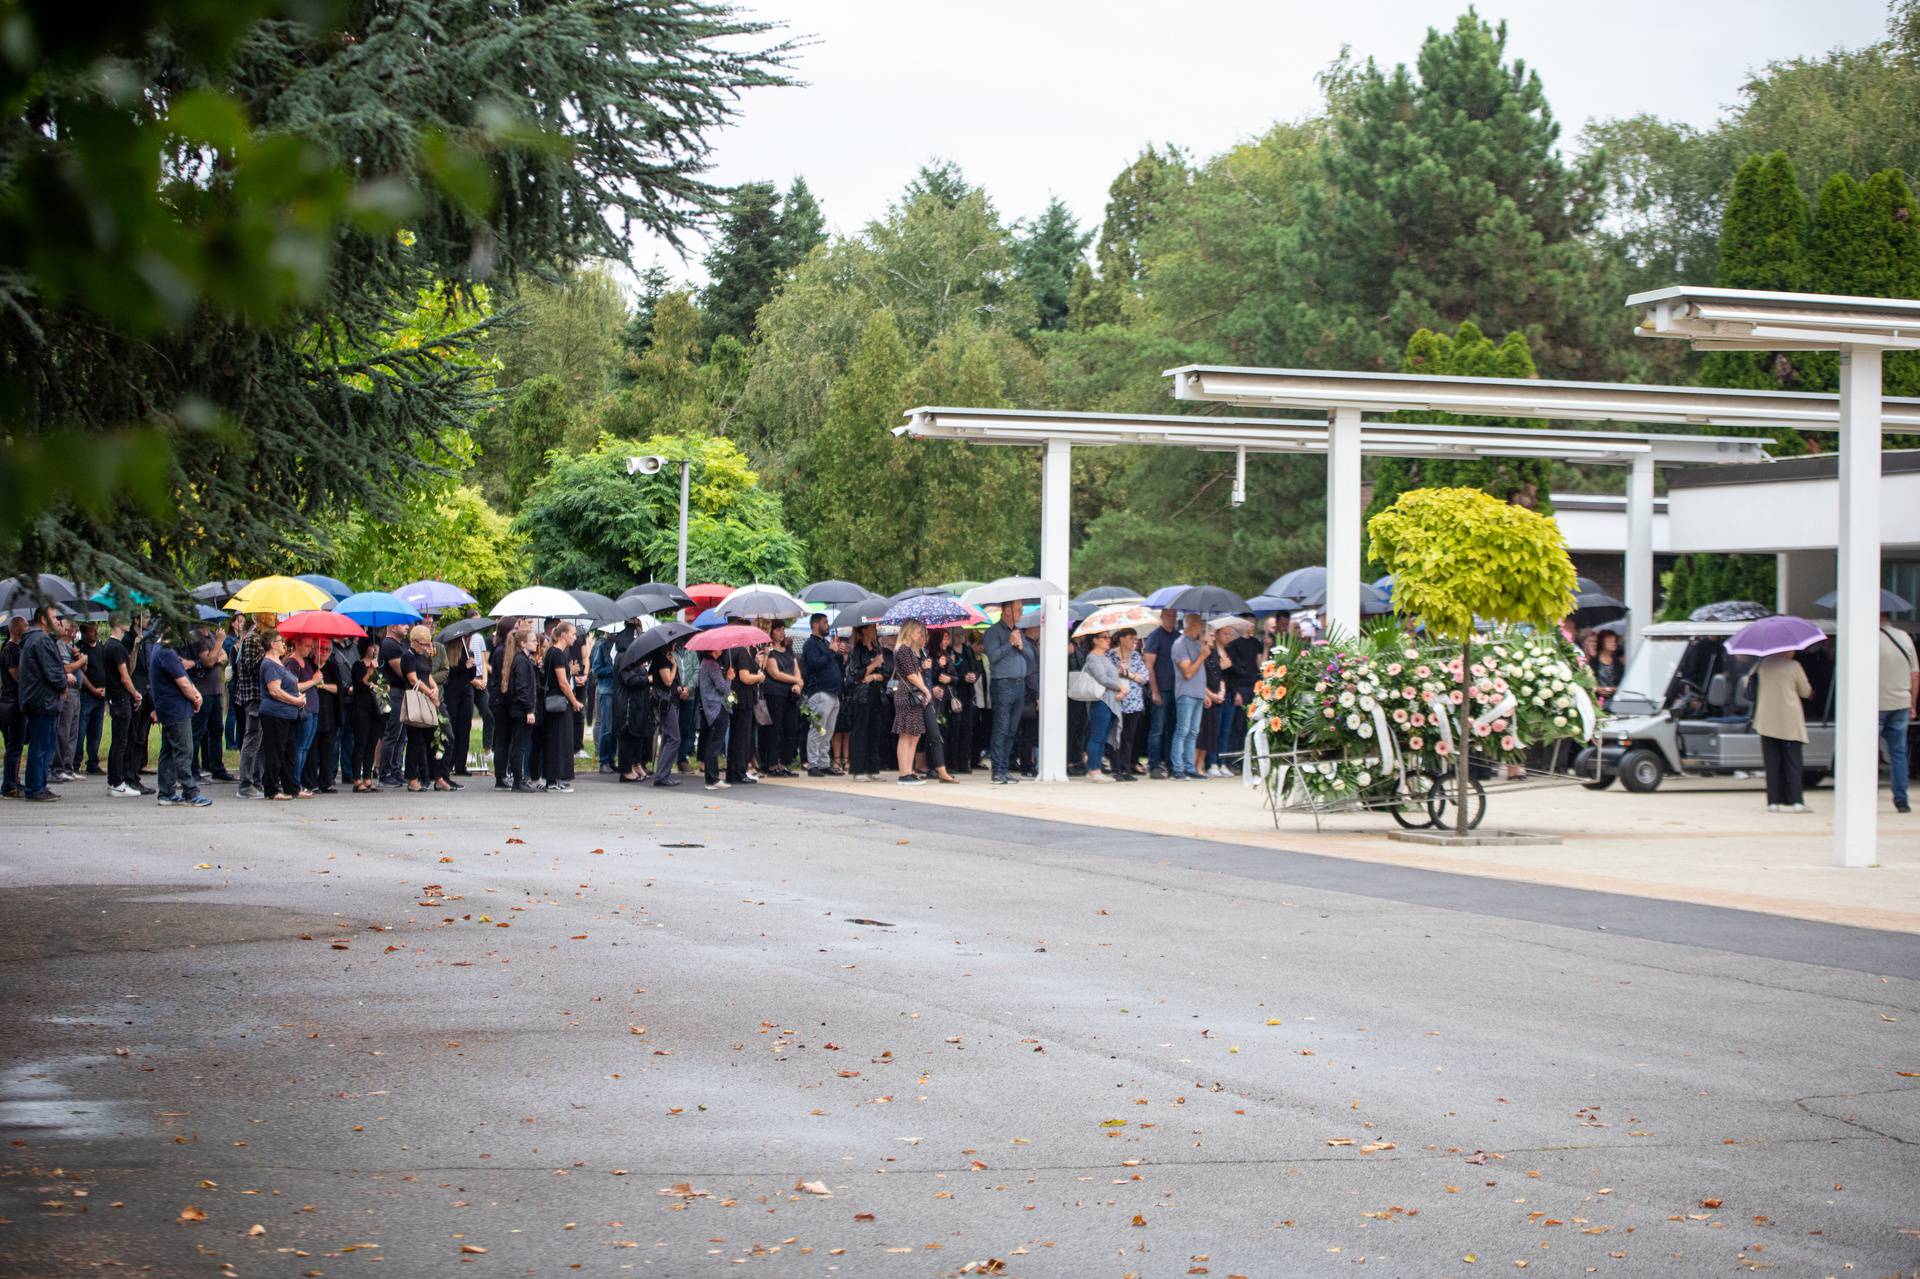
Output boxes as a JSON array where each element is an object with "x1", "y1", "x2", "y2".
[{"x1": 543, "y1": 693, "x2": 567, "y2": 715}]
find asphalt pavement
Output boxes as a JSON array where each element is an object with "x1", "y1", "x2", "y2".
[{"x1": 1, "y1": 773, "x2": 1916, "y2": 1278}]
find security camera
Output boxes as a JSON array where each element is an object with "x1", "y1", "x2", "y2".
[{"x1": 626, "y1": 455, "x2": 666, "y2": 476}]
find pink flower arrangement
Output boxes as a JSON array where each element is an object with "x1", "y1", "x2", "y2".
[
  {"x1": 1407, "y1": 736, "x2": 1424, "y2": 751},
  {"x1": 1500, "y1": 734, "x2": 1519, "y2": 750},
  {"x1": 1435, "y1": 741, "x2": 1452, "y2": 756}
]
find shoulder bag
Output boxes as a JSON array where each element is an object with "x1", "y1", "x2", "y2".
[
  {"x1": 401, "y1": 686, "x2": 438, "y2": 728},
  {"x1": 1066, "y1": 668, "x2": 1105, "y2": 702}
]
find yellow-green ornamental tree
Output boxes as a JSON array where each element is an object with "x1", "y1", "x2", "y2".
[{"x1": 1368, "y1": 487, "x2": 1577, "y2": 833}]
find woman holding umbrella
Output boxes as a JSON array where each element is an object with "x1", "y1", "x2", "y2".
[
  {"x1": 347, "y1": 638, "x2": 382, "y2": 792},
  {"x1": 891, "y1": 619, "x2": 935, "y2": 785},
  {"x1": 1739, "y1": 617, "x2": 1820, "y2": 814}
]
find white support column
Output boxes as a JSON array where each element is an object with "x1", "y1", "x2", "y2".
[
  {"x1": 1324, "y1": 407, "x2": 1363, "y2": 638},
  {"x1": 1038, "y1": 438, "x2": 1072, "y2": 783},
  {"x1": 1833, "y1": 346, "x2": 1883, "y2": 868},
  {"x1": 1624, "y1": 454, "x2": 1655, "y2": 656}
]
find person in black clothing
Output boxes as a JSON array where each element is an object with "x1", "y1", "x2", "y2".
[
  {"x1": 947, "y1": 633, "x2": 980, "y2": 773},
  {"x1": 501, "y1": 624, "x2": 539, "y2": 792},
  {"x1": 1224, "y1": 620, "x2": 1262, "y2": 766},
  {"x1": 758, "y1": 622, "x2": 802, "y2": 776},
  {"x1": 187, "y1": 626, "x2": 230, "y2": 781},
  {"x1": 0, "y1": 615, "x2": 24, "y2": 796},
  {"x1": 542, "y1": 620, "x2": 581, "y2": 793},
  {"x1": 441, "y1": 634, "x2": 477, "y2": 779},
  {"x1": 89, "y1": 620, "x2": 140, "y2": 795},
  {"x1": 347, "y1": 638, "x2": 382, "y2": 791},
  {"x1": 301, "y1": 639, "x2": 344, "y2": 793},
  {"x1": 725, "y1": 629, "x2": 764, "y2": 784},
  {"x1": 614, "y1": 639, "x2": 655, "y2": 782},
  {"x1": 845, "y1": 624, "x2": 887, "y2": 780},
  {"x1": 124, "y1": 620, "x2": 153, "y2": 781},
  {"x1": 650, "y1": 648, "x2": 683, "y2": 787},
  {"x1": 376, "y1": 624, "x2": 408, "y2": 787}
]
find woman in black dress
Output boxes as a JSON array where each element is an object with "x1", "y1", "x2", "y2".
[
  {"x1": 846, "y1": 624, "x2": 886, "y2": 780},
  {"x1": 542, "y1": 620, "x2": 581, "y2": 793},
  {"x1": 892, "y1": 620, "x2": 931, "y2": 785},
  {"x1": 348, "y1": 637, "x2": 382, "y2": 792}
]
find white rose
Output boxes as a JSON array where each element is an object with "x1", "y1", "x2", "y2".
[
  {"x1": 1553, "y1": 714, "x2": 1567, "y2": 727},
  {"x1": 1356, "y1": 770, "x2": 1372, "y2": 786},
  {"x1": 1345, "y1": 713, "x2": 1362, "y2": 730},
  {"x1": 1338, "y1": 691, "x2": 1356, "y2": 708},
  {"x1": 1358, "y1": 724, "x2": 1374, "y2": 738}
]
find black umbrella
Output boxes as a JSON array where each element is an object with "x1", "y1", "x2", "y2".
[
  {"x1": 0, "y1": 573, "x2": 78, "y2": 609},
  {"x1": 568, "y1": 590, "x2": 627, "y2": 626},
  {"x1": 616, "y1": 622, "x2": 694, "y2": 671},
  {"x1": 1690, "y1": 600, "x2": 1773, "y2": 622},
  {"x1": 1170, "y1": 584, "x2": 1251, "y2": 616},
  {"x1": 434, "y1": 615, "x2": 494, "y2": 645},
  {"x1": 190, "y1": 578, "x2": 250, "y2": 603},
  {"x1": 616, "y1": 587, "x2": 678, "y2": 613},
  {"x1": 1570, "y1": 583, "x2": 1627, "y2": 625},
  {"x1": 629, "y1": 581, "x2": 694, "y2": 609},
  {"x1": 799, "y1": 579, "x2": 871, "y2": 605},
  {"x1": 839, "y1": 595, "x2": 894, "y2": 627},
  {"x1": 886, "y1": 585, "x2": 951, "y2": 603}
]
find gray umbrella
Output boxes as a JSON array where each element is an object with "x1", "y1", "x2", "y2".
[
  {"x1": 1170, "y1": 584, "x2": 1251, "y2": 616},
  {"x1": 719, "y1": 588, "x2": 806, "y2": 620},
  {"x1": 1813, "y1": 587, "x2": 1912, "y2": 614},
  {"x1": 1072, "y1": 585, "x2": 1143, "y2": 607},
  {"x1": 839, "y1": 596, "x2": 894, "y2": 627},
  {"x1": 963, "y1": 576, "x2": 1064, "y2": 608},
  {"x1": 434, "y1": 615, "x2": 494, "y2": 645},
  {"x1": 1690, "y1": 600, "x2": 1774, "y2": 622},
  {"x1": 568, "y1": 590, "x2": 628, "y2": 626},
  {"x1": 799, "y1": 579, "x2": 871, "y2": 604}
]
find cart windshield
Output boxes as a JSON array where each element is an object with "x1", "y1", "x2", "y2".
[{"x1": 1608, "y1": 637, "x2": 1685, "y2": 715}]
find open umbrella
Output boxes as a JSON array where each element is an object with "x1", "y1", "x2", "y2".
[
  {"x1": 491, "y1": 585, "x2": 589, "y2": 619},
  {"x1": 1072, "y1": 585, "x2": 1143, "y2": 607},
  {"x1": 882, "y1": 594, "x2": 983, "y2": 627},
  {"x1": 939, "y1": 579, "x2": 985, "y2": 596},
  {"x1": 1246, "y1": 593, "x2": 1301, "y2": 614},
  {"x1": 0, "y1": 574, "x2": 78, "y2": 610},
  {"x1": 295, "y1": 573, "x2": 353, "y2": 601},
  {"x1": 88, "y1": 584, "x2": 152, "y2": 611},
  {"x1": 227, "y1": 575, "x2": 334, "y2": 615},
  {"x1": 616, "y1": 587, "x2": 678, "y2": 614},
  {"x1": 1690, "y1": 600, "x2": 1773, "y2": 623},
  {"x1": 691, "y1": 607, "x2": 728, "y2": 629},
  {"x1": 687, "y1": 623, "x2": 771, "y2": 652},
  {"x1": 1264, "y1": 567, "x2": 1328, "y2": 601},
  {"x1": 617, "y1": 621, "x2": 695, "y2": 671},
  {"x1": 395, "y1": 579, "x2": 477, "y2": 614},
  {"x1": 800, "y1": 579, "x2": 871, "y2": 604},
  {"x1": 1570, "y1": 581, "x2": 1627, "y2": 624},
  {"x1": 278, "y1": 610, "x2": 367, "y2": 640},
  {"x1": 1287, "y1": 578, "x2": 1392, "y2": 613},
  {"x1": 191, "y1": 578, "x2": 250, "y2": 603},
  {"x1": 434, "y1": 615, "x2": 494, "y2": 646},
  {"x1": 629, "y1": 582, "x2": 695, "y2": 609},
  {"x1": 685, "y1": 582, "x2": 733, "y2": 611},
  {"x1": 1813, "y1": 587, "x2": 1913, "y2": 614},
  {"x1": 568, "y1": 590, "x2": 628, "y2": 626},
  {"x1": 887, "y1": 585, "x2": 951, "y2": 603},
  {"x1": 963, "y1": 576, "x2": 1064, "y2": 608},
  {"x1": 1142, "y1": 584, "x2": 1191, "y2": 610},
  {"x1": 194, "y1": 604, "x2": 229, "y2": 622},
  {"x1": 718, "y1": 584, "x2": 806, "y2": 620},
  {"x1": 1726, "y1": 615, "x2": 1826, "y2": 657},
  {"x1": 1171, "y1": 584, "x2": 1251, "y2": 616},
  {"x1": 1074, "y1": 604, "x2": 1159, "y2": 637},
  {"x1": 837, "y1": 596, "x2": 894, "y2": 628},
  {"x1": 335, "y1": 591, "x2": 423, "y2": 628}
]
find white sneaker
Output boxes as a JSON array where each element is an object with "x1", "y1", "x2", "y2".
[
  {"x1": 110, "y1": 782, "x2": 140, "y2": 797},
  {"x1": 1788, "y1": 803, "x2": 1811, "y2": 813},
  {"x1": 1765, "y1": 803, "x2": 1781, "y2": 813},
  {"x1": 706, "y1": 780, "x2": 730, "y2": 791}
]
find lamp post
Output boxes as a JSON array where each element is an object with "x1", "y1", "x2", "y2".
[{"x1": 625, "y1": 455, "x2": 693, "y2": 588}]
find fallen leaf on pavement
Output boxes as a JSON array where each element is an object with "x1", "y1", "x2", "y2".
[
  {"x1": 796, "y1": 1180, "x2": 832, "y2": 1197},
  {"x1": 178, "y1": 1205, "x2": 206, "y2": 1223}
]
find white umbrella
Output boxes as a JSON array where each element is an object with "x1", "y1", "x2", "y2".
[
  {"x1": 963, "y1": 576, "x2": 1065, "y2": 608},
  {"x1": 490, "y1": 585, "x2": 590, "y2": 619},
  {"x1": 718, "y1": 581, "x2": 800, "y2": 611},
  {"x1": 717, "y1": 583, "x2": 806, "y2": 620},
  {"x1": 1074, "y1": 604, "x2": 1160, "y2": 637}
]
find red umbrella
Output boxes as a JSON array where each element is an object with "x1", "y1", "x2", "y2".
[
  {"x1": 685, "y1": 624, "x2": 770, "y2": 652},
  {"x1": 685, "y1": 582, "x2": 732, "y2": 610},
  {"x1": 277, "y1": 610, "x2": 367, "y2": 639}
]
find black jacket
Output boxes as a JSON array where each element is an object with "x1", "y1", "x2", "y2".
[{"x1": 18, "y1": 627, "x2": 66, "y2": 716}]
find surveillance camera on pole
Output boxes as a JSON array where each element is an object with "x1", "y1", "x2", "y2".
[
  {"x1": 625, "y1": 454, "x2": 693, "y2": 588},
  {"x1": 625, "y1": 454, "x2": 666, "y2": 476}
]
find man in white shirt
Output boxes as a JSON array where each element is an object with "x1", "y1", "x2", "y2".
[{"x1": 1879, "y1": 613, "x2": 1918, "y2": 814}]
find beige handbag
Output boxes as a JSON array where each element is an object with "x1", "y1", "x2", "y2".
[{"x1": 401, "y1": 686, "x2": 438, "y2": 728}]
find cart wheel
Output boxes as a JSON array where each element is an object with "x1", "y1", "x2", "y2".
[
  {"x1": 1388, "y1": 773, "x2": 1439, "y2": 829},
  {"x1": 1582, "y1": 774, "x2": 1617, "y2": 791},
  {"x1": 1427, "y1": 775, "x2": 1486, "y2": 831}
]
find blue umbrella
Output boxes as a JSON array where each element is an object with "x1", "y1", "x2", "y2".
[
  {"x1": 295, "y1": 573, "x2": 353, "y2": 601},
  {"x1": 395, "y1": 579, "x2": 477, "y2": 613},
  {"x1": 692, "y1": 608, "x2": 727, "y2": 629},
  {"x1": 1143, "y1": 584, "x2": 1192, "y2": 609},
  {"x1": 1812, "y1": 587, "x2": 1912, "y2": 614},
  {"x1": 195, "y1": 604, "x2": 229, "y2": 622},
  {"x1": 881, "y1": 594, "x2": 982, "y2": 627},
  {"x1": 1371, "y1": 574, "x2": 1394, "y2": 600},
  {"x1": 335, "y1": 591, "x2": 423, "y2": 628},
  {"x1": 1247, "y1": 593, "x2": 1301, "y2": 614}
]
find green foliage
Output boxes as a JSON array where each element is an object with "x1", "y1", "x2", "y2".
[
  {"x1": 699, "y1": 179, "x2": 826, "y2": 343},
  {"x1": 1365, "y1": 323, "x2": 1553, "y2": 571},
  {"x1": 1069, "y1": 145, "x2": 1190, "y2": 330},
  {"x1": 597, "y1": 293, "x2": 749, "y2": 441},
  {"x1": 491, "y1": 267, "x2": 630, "y2": 407},
  {"x1": 515, "y1": 435, "x2": 805, "y2": 596},
  {"x1": 1367, "y1": 487, "x2": 1577, "y2": 640},
  {"x1": 1580, "y1": 114, "x2": 1734, "y2": 293},
  {"x1": 1657, "y1": 554, "x2": 1778, "y2": 622},
  {"x1": 2, "y1": 0, "x2": 791, "y2": 603},
  {"x1": 1274, "y1": 12, "x2": 1609, "y2": 377},
  {"x1": 1013, "y1": 198, "x2": 1090, "y2": 332},
  {"x1": 620, "y1": 263, "x2": 677, "y2": 365},
  {"x1": 500, "y1": 376, "x2": 582, "y2": 511},
  {"x1": 322, "y1": 484, "x2": 526, "y2": 609}
]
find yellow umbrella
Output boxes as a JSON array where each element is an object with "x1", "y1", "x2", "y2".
[{"x1": 225, "y1": 575, "x2": 334, "y2": 615}]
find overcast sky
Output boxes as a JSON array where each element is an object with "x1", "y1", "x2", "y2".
[{"x1": 631, "y1": 0, "x2": 1892, "y2": 286}]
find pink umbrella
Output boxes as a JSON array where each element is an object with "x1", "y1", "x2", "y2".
[{"x1": 686, "y1": 624, "x2": 771, "y2": 652}]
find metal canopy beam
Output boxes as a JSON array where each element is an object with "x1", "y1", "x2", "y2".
[
  {"x1": 1630, "y1": 285, "x2": 1920, "y2": 351},
  {"x1": 1164, "y1": 364, "x2": 1920, "y2": 431}
]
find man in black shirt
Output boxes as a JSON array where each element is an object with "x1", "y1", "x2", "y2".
[
  {"x1": 1, "y1": 615, "x2": 26, "y2": 796},
  {"x1": 93, "y1": 618, "x2": 146, "y2": 795},
  {"x1": 76, "y1": 621, "x2": 105, "y2": 774},
  {"x1": 377, "y1": 625, "x2": 407, "y2": 788},
  {"x1": 188, "y1": 626, "x2": 229, "y2": 781}
]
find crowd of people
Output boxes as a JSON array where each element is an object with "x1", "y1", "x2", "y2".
[{"x1": 0, "y1": 599, "x2": 1295, "y2": 804}]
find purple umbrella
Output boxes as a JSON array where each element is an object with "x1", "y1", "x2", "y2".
[
  {"x1": 881, "y1": 594, "x2": 980, "y2": 627},
  {"x1": 394, "y1": 579, "x2": 476, "y2": 614},
  {"x1": 1725, "y1": 615, "x2": 1826, "y2": 657}
]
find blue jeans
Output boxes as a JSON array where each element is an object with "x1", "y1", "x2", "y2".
[
  {"x1": 597, "y1": 685, "x2": 616, "y2": 766},
  {"x1": 24, "y1": 711, "x2": 58, "y2": 794},
  {"x1": 225, "y1": 691, "x2": 241, "y2": 749},
  {"x1": 82, "y1": 695, "x2": 105, "y2": 768},
  {"x1": 1146, "y1": 694, "x2": 1174, "y2": 771},
  {"x1": 1883, "y1": 707, "x2": 1912, "y2": 806},
  {"x1": 1085, "y1": 700, "x2": 1114, "y2": 774},
  {"x1": 989, "y1": 678, "x2": 1024, "y2": 778},
  {"x1": 292, "y1": 713, "x2": 317, "y2": 785},
  {"x1": 1171, "y1": 695, "x2": 1204, "y2": 777},
  {"x1": 1215, "y1": 695, "x2": 1238, "y2": 761}
]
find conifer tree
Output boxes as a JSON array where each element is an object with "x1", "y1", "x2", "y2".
[
  {"x1": 700, "y1": 182, "x2": 787, "y2": 343},
  {"x1": 774, "y1": 176, "x2": 827, "y2": 271},
  {"x1": 1069, "y1": 145, "x2": 1188, "y2": 329},
  {"x1": 1013, "y1": 197, "x2": 1091, "y2": 332},
  {"x1": 1697, "y1": 152, "x2": 1813, "y2": 398}
]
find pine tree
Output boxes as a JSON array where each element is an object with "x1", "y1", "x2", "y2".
[
  {"x1": 773, "y1": 176, "x2": 827, "y2": 271},
  {"x1": 1697, "y1": 153, "x2": 1814, "y2": 436},
  {"x1": 700, "y1": 182, "x2": 787, "y2": 343},
  {"x1": 1069, "y1": 145, "x2": 1188, "y2": 329},
  {"x1": 1013, "y1": 197, "x2": 1090, "y2": 331},
  {"x1": 620, "y1": 263, "x2": 675, "y2": 367},
  {"x1": 1274, "y1": 12, "x2": 1606, "y2": 375}
]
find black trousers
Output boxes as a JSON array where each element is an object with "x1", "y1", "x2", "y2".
[
  {"x1": 1761, "y1": 735, "x2": 1804, "y2": 806},
  {"x1": 949, "y1": 703, "x2": 976, "y2": 772},
  {"x1": 759, "y1": 694, "x2": 801, "y2": 769},
  {"x1": 846, "y1": 694, "x2": 880, "y2": 776},
  {"x1": 127, "y1": 701, "x2": 150, "y2": 775},
  {"x1": 1016, "y1": 711, "x2": 1037, "y2": 773},
  {"x1": 544, "y1": 705, "x2": 575, "y2": 783},
  {"x1": 443, "y1": 682, "x2": 474, "y2": 775},
  {"x1": 702, "y1": 709, "x2": 725, "y2": 783},
  {"x1": 304, "y1": 725, "x2": 336, "y2": 790},
  {"x1": 350, "y1": 701, "x2": 380, "y2": 780},
  {"x1": 404, "y1": 724, "x2": 434, "y2": 783},
  {"x1": 653, "y1": 696, "x2": 681, "y2": 782},
  {"x1": 921, "y1": 703, "x2": 946, "y2": 773},
  {"x1": 105, "y1": 702, "x2": 135, "y2": 788},
  {"x1": 261, "y1": 715, "x2": 297, "y2": 797},
  {"x1": 1117, "y1": 709, "x2": 1144, "y2": 777},
  {"x1": 727, "y1": 698, "x2": 755, "y2": 781},
  {"x1": 478, "y1": 691, "x2": 495, "y2": 752}
]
